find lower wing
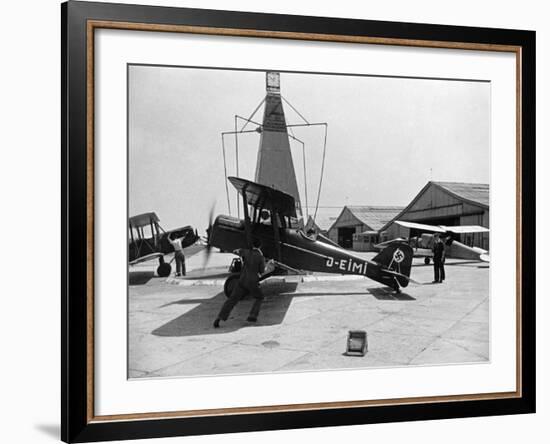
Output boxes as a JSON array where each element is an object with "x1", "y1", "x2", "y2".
[{"x1": 129, "y1": 252, "x2": 164, "y2": 265}]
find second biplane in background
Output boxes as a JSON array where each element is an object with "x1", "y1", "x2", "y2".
[
  {"x1": 128, "y1": 212, "x2": 199, "y2": 277},
  {"x1": 375, "y1": 220, "x2": 490, "y2": 264}
]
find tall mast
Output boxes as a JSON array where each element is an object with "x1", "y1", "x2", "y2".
[{"x1": 254, "y1": 72, "x2": 302, "y2": 218}]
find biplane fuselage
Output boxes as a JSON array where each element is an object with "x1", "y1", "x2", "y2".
[
  {"x1": 208, "y1": 177, "x2": 414, "y2": 292},
  {"x1": 210, "y1": 215, "x2": 412, "y2": 289}
]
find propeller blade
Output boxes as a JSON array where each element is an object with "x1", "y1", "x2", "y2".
[{"x1": 202, "y1": 202, "x2": 216, "y2": 270}]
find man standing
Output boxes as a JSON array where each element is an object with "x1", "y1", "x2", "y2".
[
  {"x1": 168, "y1": 232, "x2": 186, "y2": 277},
  {"x1": 214, "y1": 238, "x2": 266, "y2": 327},
  {"x1": 432, "y1": 233, "x2": 446, "y2": 283}
]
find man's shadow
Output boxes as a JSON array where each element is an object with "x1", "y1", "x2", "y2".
[{"x1": 152, "y1": 281, "x2": 299, "y2": 337}]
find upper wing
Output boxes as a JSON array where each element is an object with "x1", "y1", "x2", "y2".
[
  {"x1": 396, "y1": 220, "x2": 489, "y2": 234},
  {"x1": 395, "y1": 220, "x2": 446, "y2": 233},
  {"x1": 440, "y1": 225, "x2": 489, "y2": 234},
  {"x1": 228, "y1": 176, "x2": 297, "y2": 218},
  {"x1": 129, "y1": 212, "x2": 160, "y2": 229}
]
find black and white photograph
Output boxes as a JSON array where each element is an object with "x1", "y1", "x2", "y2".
[
  {"x1": 1, "y1": 0, "x2": 543, "y2": 442},
  {"x1": 127, "y1": 66, "x2": 490, "y2": 379}
]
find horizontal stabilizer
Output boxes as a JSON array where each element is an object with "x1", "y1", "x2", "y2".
[{"x1": 383, "y1": 269, "x2": 424, "y2": 285}]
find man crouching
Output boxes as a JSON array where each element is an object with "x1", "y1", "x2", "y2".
[{"x1": 213, "y1": 238, "x2": 266, "y2": 328}]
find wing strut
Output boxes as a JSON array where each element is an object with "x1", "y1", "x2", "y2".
[
  {"x1": 242, "y1": 184, "x2": 253, "y2": 249},
  {"x1": 271, "y1": 196, "x2": 282, "y2": 261}
]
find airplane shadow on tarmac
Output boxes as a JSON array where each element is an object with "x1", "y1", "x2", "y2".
[
  {"x1": 129, "y1": 271, "x2": 155, "y2": 286},
  {"x1": 151, "y1": 281, "x2": 415, "y2": 337},
  {"x1": 412, "y1": 260, "x2": 489, "y2": 268},
  {"x1": 152, "y1": 281, "x2": 299, "y2": 337}
]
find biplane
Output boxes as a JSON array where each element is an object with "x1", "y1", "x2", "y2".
[
  {"x1": 128, "y1": 212, "x2": 199, "y2": 277},
  {"x1": 375, "y1": 220, "x2": 490, "y2": 264},
  {"x1": 207, "y1": 177, "x2": 415, "y2": 295}
]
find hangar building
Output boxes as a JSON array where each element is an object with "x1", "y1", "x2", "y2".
[
  {"x1": 380, "y1": 181, "x2": 489, "y2": 250},
  {"x1": 327, "y1": 206, "x2": 404, "y2": 250},
  {"x1": 304, "y1": 207, "x2": 342, "y2": 237}
]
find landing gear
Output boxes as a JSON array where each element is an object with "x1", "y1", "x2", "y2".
[
  {"x1": 424, "y1": 257, "x2": 431, "y2": 265},
  {"x1": 223, "y1": 274, "x2": 239, "y2": 297},
  {"x1": 228, "y1": 258, "x2": 242, "y2": 273},
  {"x1": 392, "y1": 280, "x2": 401, "y2": 294},
  {"x1": 156, "y1": 258, "x2": 171, "y2": 277}
]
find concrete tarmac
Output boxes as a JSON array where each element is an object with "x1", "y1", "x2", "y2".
[{"x1": 128, "y1": 250, "x2": 489, "y2": 378}]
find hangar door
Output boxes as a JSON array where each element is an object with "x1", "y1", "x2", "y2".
[{"x1": 338, "y1": 227, "x2": 356, "y2": 249}]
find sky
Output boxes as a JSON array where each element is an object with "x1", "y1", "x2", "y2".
[{"x1": 128, "y1": 65, "x2": 490, "y2": 234}]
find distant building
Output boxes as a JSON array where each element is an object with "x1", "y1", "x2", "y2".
[
  {"x1": 380, "y1": 181, "x2": 489, "y2": 250},
  {"x1": 304, "y1": 207, "x2": 342, "y2": 236},
  {"x1": 327, "y1": 206, "x2": 404, "y2": 250}
]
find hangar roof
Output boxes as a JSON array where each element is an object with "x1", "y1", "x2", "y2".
[
  {"x1": 433, "y1": 182, "x2": 489, "y2": 208},
  {"x1": 379, "y1": 181, "x2": 490, "y2": 232},
  {"x1": 305, "y1": 207, "x2": 342, "y2": 231},
  {"x1": 330, "y1": 206, "x2": 404, "y2": 231}
]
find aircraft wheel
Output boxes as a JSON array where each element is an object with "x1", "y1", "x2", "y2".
[
  {"x1": 224, "y1": 274, "x2": 239, "y2": 298},
  {"x1": 157, "y1": 263, "x2": 172, "y2": 277},
  {"x1": 424, "y1": 257, "x2": 431, "y2": 265}
]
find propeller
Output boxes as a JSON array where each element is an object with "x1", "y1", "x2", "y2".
[{"x1": 202, "y1": 203, "x2": 216, "y2": 270}]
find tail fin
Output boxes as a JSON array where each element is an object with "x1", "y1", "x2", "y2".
[{"x1": 371, "y1": 242, "x2": 414, "y2": 287}]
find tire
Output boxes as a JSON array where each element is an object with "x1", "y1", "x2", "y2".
[
  {"x1": 157, "y1": 262, "x2": 172, "y2": 277},
  {"x1": 224, "y1": 274, "x2": 239, "y2": 298},
  {"x1": 229, "y1": 258, "x2": 242, "y2": 273}
]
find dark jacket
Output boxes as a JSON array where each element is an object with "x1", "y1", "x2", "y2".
[
  {"x1": 432, "y1": 240, "x2": 445, "y2": 261},
  {"x1": 237, "y1": 248, "x2": 266, "y2": 287}
]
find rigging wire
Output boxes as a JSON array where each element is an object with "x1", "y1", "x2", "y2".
[
  {"x1": 236, "y1": 115, "x2": 262, "y2": 128},
  {"x1": 234, "y1": 116, "x2": 240, "y2": 218},
  {"x1": 287, "y1": 131, "x2": 309, "y2": 221},
  {"x1": 282, "y1": 95, "x2": 310, "y2": 125},
  {"x1": 240, "y1": 97, "x2": 266, "y2": 132},
  {"x1": 313, "y1": 123, "x2": 328, "y2": 222},
  {"x1": 282, "y1": 95, "x2": 329, "y2": 225},
  {"x1": 221, "y1": 134, "x2": 232, "y2": 215},
  {"x1": 302, "y1": 140, "x2": 308, "y2": 222},
  {"x1": 232, "y1": 96, "x2": 266, "y2": 218},
  {"x1": 220, "y1": 94, "x2": 328, "y2": 227},
  {"x1": 221, "y1": 128, "x2": 263, "y2": 217}
]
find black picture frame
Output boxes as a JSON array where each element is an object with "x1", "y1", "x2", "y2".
[{"x1": 61, "y1": 1, "x2": 536, "y2": 442}]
